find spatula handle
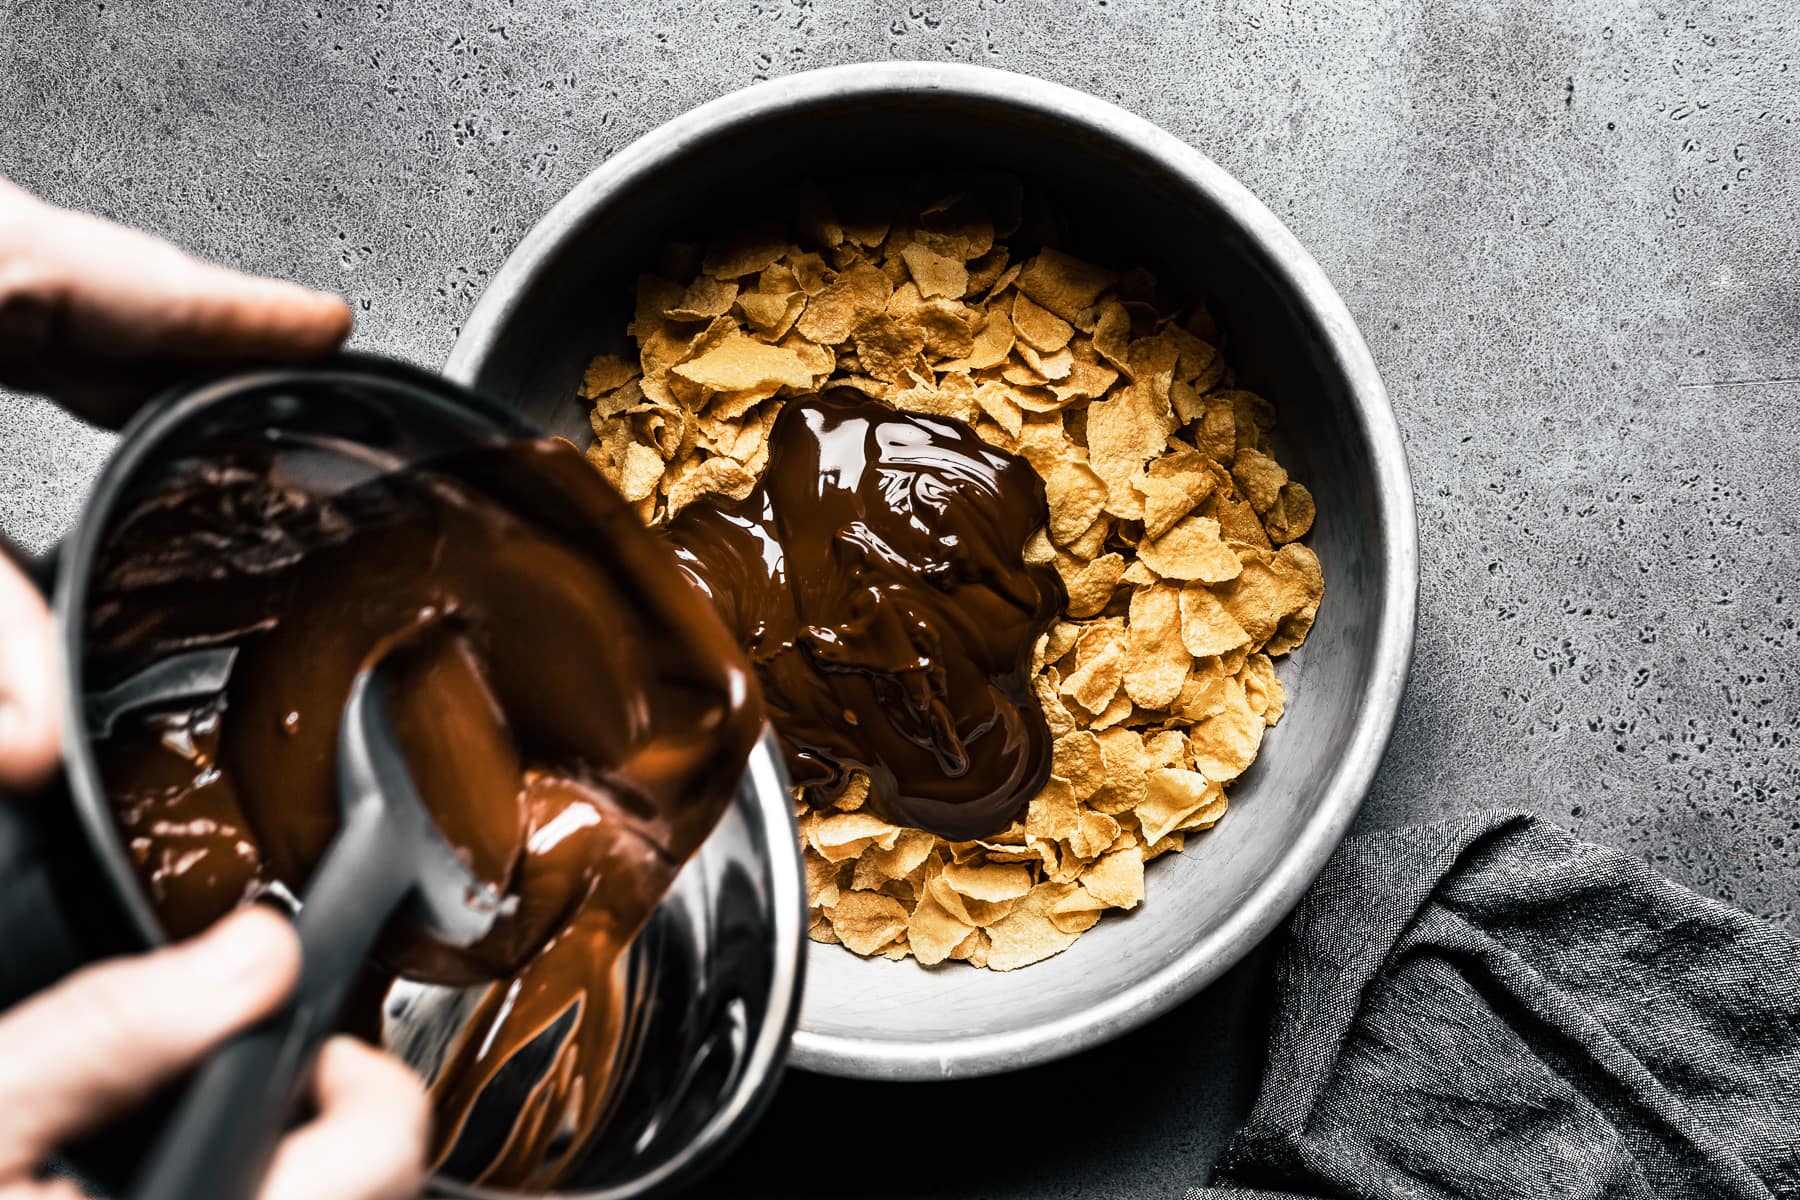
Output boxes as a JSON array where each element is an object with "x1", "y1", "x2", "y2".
[{"x1": 129, "y1": 802, "x2": 411, "y2": 1200}]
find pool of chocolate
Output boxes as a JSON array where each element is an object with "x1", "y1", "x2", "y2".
[{"x1": 667, "y1": 389, "x2": 1064, "y2": 841}]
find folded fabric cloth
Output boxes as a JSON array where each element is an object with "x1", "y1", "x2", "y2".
[{"x1": 1196, "y1": 812, "x2": 1800, "y2": 1200}]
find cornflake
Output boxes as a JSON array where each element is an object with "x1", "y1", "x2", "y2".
[{"x1": 578, "y1": 178, "x2": 1324, "y2": 971}]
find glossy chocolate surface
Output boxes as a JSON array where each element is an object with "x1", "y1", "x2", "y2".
[{"x1": 666, "y1": 390, "x2": 1063, "y2": 841}]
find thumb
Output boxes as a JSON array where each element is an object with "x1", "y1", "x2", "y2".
[
  {"x1": 0, "y1": 906, "x2": 301, "y2": 1173},
  {"x1": 0, "y1": 546, "x2": 58, "y2": 789}
]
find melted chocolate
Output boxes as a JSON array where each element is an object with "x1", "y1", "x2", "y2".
[
  {"x1": 89, "y1": 437, "x2": 761, "y2": 1188},
  {"x1": 665, "y1": 389, "x2": 1064, "y2": 841}
]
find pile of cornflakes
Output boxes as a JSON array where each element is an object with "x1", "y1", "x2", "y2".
[{"x1": 579, "y1": 179, "x2": 1323, "y2": 971}]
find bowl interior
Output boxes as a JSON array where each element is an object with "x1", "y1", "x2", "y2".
[{"x1": 451, "y1": 76, "x2": 1405, "y2": 1080}]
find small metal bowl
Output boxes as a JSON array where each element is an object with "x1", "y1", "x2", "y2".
[
  {"x1": 448, "y1": 64, "x2": 1417, "y2": 1083},
  {"x1": 50, "y1": 358, "x2": 806, "y2": 1197}
]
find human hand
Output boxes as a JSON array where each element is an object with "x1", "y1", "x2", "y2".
[
  {"x1": 0, "y1": 908, "x2": 429, "y2": 1200},
  {"x1": 0, "y1": 175, "x2": 351, "y2": 429},
  {"x1": 0, "y1": 173, "x2": 352, "y2": 787},
  {"x1": 0, "y1": 179, "x2": 421, "y2": 1199}
]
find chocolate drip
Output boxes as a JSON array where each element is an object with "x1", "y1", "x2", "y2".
[
  {"x1": 665, "y1": 389, "x2": 1064, "y2": 841},
  {"x1": 89, "y1": 437, "x2": 761, "y2": 1188}
]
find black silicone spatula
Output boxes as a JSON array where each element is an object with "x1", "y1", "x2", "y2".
[{"x1": 128, "y1": 651, "x2": 513, "y2": 1200}]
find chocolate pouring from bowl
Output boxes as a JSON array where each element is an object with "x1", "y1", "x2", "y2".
[
  {"x1": 445, "y1": 62, "x2": 1418, "y2": 1082},
  {"x1": 5, "y1": 353, "x2": 806, "y2": 1199},
  {"x1": 130, "y1": 657, "x2": 507, "y2": 1200}
]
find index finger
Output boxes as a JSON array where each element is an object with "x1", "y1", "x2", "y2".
[
  {"x1": 0, "y1": 907, "x2": 300, "y2": 1172},
  {"x1": 41, "y1": 204, "x2": 355, "y2": 360},
  {"x1": 0, "y1": 179, "x2": 352, "y2": 425}
]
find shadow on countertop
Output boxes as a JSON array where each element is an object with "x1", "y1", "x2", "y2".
[{"x1": 693, "y1": 938, "x2": 1277, "y2": 1200}]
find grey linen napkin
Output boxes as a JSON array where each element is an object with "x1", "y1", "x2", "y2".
[{"x1": 1196, "y1": 813, "x2": 1800, "y2": 1200}]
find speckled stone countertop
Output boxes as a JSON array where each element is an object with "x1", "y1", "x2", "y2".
[{"x1": 3, "y1": 3, "x2": 1795, "y2": 1196}]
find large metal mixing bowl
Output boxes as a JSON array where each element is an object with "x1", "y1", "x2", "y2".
[{"x1": 447, "y1": 63, "x2": 1417, "y2": 1082}]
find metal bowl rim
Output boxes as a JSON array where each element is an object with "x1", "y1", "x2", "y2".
[{"x1": 445, "y1": 61, "x2": 1419, "y2": 1083}]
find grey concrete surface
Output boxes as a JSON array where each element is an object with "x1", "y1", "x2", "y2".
[{"x1": 2, "y1": 1, "x2": 1796, "y2": 1197}]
